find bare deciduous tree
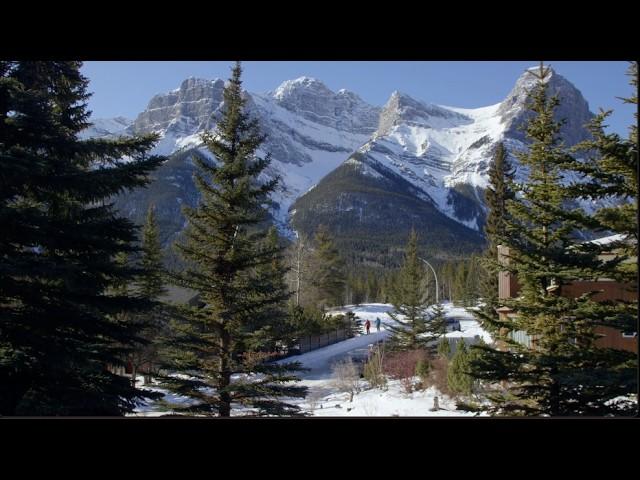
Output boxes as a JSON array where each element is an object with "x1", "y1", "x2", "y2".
[
  {"x1": 331, "y1": 357, "x2": 361, "y2": 402},
  {"x1": 286, "y1": 233, "x2": 312, "y2": 307},
  {"x1": 306, "y1": 389, "x2": 324, "y2": 413},
  {"x1": 363, "y1": 343, "x2": 387, "y2": 390}
]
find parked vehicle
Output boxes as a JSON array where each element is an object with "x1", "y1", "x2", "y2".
[{"x1": 446, "y1": 318, "x2": 461, "y2": 332}]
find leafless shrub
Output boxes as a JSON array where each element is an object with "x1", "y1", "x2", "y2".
[
  {"x1": 363, "y1": 344, "x2": 387, "y2": 390},
  {"x1": 306, "y1": 389, "x2": 324, "y2": 412},
  {"x1": 332, "y1": 357, "x2": 361, "y2": 402},
  {"x1": 361, "y1": 401, "x2": 379, "y2": 416}
]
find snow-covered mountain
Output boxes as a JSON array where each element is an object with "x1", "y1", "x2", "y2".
[
  {"x1": 79, "y1": 116, "x2": 132, "y2": 139},
  {"x1": 102, "y1": 76, "x2": 379, "y2": 230},
  {"x1": 85, "y1": 66, "x2": 597, "y2": 259},
  {"x1": 329, "y1": 67, "x2": 595, "y2": 232}
]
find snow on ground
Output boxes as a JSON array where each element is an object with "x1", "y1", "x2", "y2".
[
  {"x1": 278, "y1": 302, "x2": 491, "y2": 416},
  {"x1": 443, "y1": 305, "x2": 493, "y2": 344},
  {"x1": 130, "y1": 302, "x2": 492, "y2": 417},
  {"x1": 132, "y1": 377, "x2": 195, "y2": 417},
  {"x1": 307, "y1": 382, "x2": 474, "y2": 417},
  {"x1": 585, "y1": 233, "x2": 628, "y2": 246}
]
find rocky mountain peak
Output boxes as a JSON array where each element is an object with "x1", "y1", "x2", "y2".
[
  {"x1": 270, "y1": 77, "x2": 380, "y2": 135},
  {"x1": 78, "y1": 116, "x2": 132, "y2": 140},
  {"x1": 272, "y1": 76, "x2": 331, "y2": 100},
  {"x1": 376, "y1": 91, "x2": 472, "y2": 137},
  {"x1": 129, "y1": 77, "x2": 226, "y2": 137},
  {"x1": 88, "y1": 66, "x2": 601, "y2": 248},
  {"x1": 498, "y1": 66, "x2": 592, "y2": 145}
]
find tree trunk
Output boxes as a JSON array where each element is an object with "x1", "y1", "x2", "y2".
[
  {"x1": 218, "y1": 331, "x2": 232, "y2": 417},
  {"x1": 549, "y1": 368, "x2": 560, "y2": 415},
  {"x1": 295, "y1": 239, "x2": 304, "y2": 306},
  {"x1": 131, "y1": 364, "x2": 137, "y2": 388}
]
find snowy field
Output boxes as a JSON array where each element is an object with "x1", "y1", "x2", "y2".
[{"x1": 132, "y1": 302, "x2": 492, "y2": 417}]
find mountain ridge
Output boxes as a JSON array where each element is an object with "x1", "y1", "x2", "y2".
[{"x1": 85, "y1": 66, "x2": 597, "y2": 262}]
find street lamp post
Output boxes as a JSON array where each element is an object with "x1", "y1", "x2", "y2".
[{"x1": 419, "y1": 257, "x2": 439, "y2": 304}]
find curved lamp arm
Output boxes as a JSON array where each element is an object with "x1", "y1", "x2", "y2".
[{"x1": 419, "y1": 257, "x2": 439, "y2": 304}]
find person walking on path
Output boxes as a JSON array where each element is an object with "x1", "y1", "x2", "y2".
[
  {"x1": 365, "y1": 319, "x2": 371, "y2": 335},
  {"x1": 375, "y1": 317, "x2": 381, "y2": 332}
]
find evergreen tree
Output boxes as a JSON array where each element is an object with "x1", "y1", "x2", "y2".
[
  {"x1": 437, "y1": 337, "x2": 451, "y2": 359},
  {"x1": 475, "y1": 143, "x2": 515, "y2": 333},
  {"x1": 463, "y1": 255, "x2": 480, "y2": 306},
  {"x1": 159, "y1": 62, "x2": 306, "y2": 417},
  {"x1": 448, "y1": 340, "x2": 473, "y2": 396},
  {"x1": 469, "y1": 65, "x2": 636, "y2": 416},
  {"x1": 484, "y1": 142, "x2": 516, "y2": 257},
  {"x1": 356, "y1": 273, "x2": 366, "y2": 304},
  {"x1": 346, "y1": 271, "x2": 363, "y2": 305},
  {"x1": 128, "y1": 205, "x2": 169, "y2": 386},
  {"x1": 286, "y1": 302, "x2": 326, "y2": 338},
  {"x1": 243, "y1": 226, "x2": 293, "y2": 353},
  {"x1": 343, "y1": 310, "x2": 363, "y2": 337},
  {"x1": 451, "y1": 260, "x2": 469, "y2": 305},
  {"x1": 429, "y1": 303, "x2": 448, "y2": 347},
  {"x1": 562, "y1": 61, "x2": 637, "y2": 289},
  {"x1": 387, "y1": 230, "x2": 444, "y2": 351},
  {"x1": 440, "y1": 261, "x2": 455, "y2": 302},
  {"x1": 310, "y1": 224, "x2": 346, "y2": 308},
  {"x1": 139, "y1": 205, "x2": 167, "y2": 300},
  {"x1": 560, "y1": 113, "x2": 637, "y2": 332},
  {"x1": 555, "y1": 61, "x2": 637, "y2": 407},
  {"x1": 0, "y1": 61, "x2": 164, "y2": 415}
]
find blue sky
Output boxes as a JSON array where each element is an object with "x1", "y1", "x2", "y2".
[{"x1": 81, "y1": 61, "x2": 635, "y2": 136}]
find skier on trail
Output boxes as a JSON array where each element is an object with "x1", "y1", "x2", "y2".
[
  {"x1": 365, "y1": 319, "x2": 371, "y2": 335},
  {"x1": 375, "y1": 317, "x2": 381, "y2": 332}
]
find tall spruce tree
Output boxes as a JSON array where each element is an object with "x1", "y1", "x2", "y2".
[
  {"x1": 387, "y1": 230, "x2": 445, "y2": 351},
  {"x1": 463, "y1": 255, "x2": 481, "y2": 307},
  {"x1": 437, "y1": 337, "x2": 451, "y2": 359},
  {"x1": 128, "y1": 205, "x2": 169, "y2": 386},
  {"x1": 555, "y1": 61, "x2": 638, "y2": 409},
  {"x1": 562, "y1": 61, "x2": 637, "y2": 290},
  {"x1": 139, "y1": 205, "x2": 166, "y2": 300},
  {"x1": 310, "y1": 224, "x2": 346, "y2": 308},
  {"x1": 475, "y1": 143, "x2": 515, "y2": 333},
  {"x1": 428, "y1": 302, "x2": 448, "y2": 348},
  {"x1": 448, "y1": 340, "x2": 473, "y2": 396},
  {"x1": 440, "y1": 261, "x2": 455, "y2": 302},
  {"x1": 243, "y1": 226, "x2": 293, "y2": 353},
  {"x1": 0, "y1": 61, "x2": 164, "y2": 415},
  {"x1": 484, "y1": 143, "x2": 516, "y2": 256},
  {"x1": 159, "y1": 62, "x2": 306, "y2": 417},
  {"x1": 452, "y1": 260, "x2": 468, "y2": 306},
  {"x1": 469, "y1": 64, "x2": 636, "y2": 416}
]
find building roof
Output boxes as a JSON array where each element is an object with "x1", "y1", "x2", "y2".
[
  {"x1": 584, "y1": 233, "x2": 630, "y2": 246},
  {"x1": 160, "y1": 285, "x2": 199, "y2": 305}
]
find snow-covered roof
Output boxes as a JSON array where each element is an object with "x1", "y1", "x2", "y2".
[{"x1": 584, "y1": 233, "x2": 630, "y2": 247}]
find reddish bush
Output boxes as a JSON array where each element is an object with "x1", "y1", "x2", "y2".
[
  {"x1": 425, "y1": 356, "x2": 452, "y2": 396},
  {"x1": 383, "y1": 349, "x2": 429, "y2": 393}
]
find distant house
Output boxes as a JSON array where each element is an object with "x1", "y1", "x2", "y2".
[
  {"x1": 496, "y1": 235, "x2": 638, "y2": 353},
  {"x1": 162, "y1": 285, "x2": 201, "y2": 307}
]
